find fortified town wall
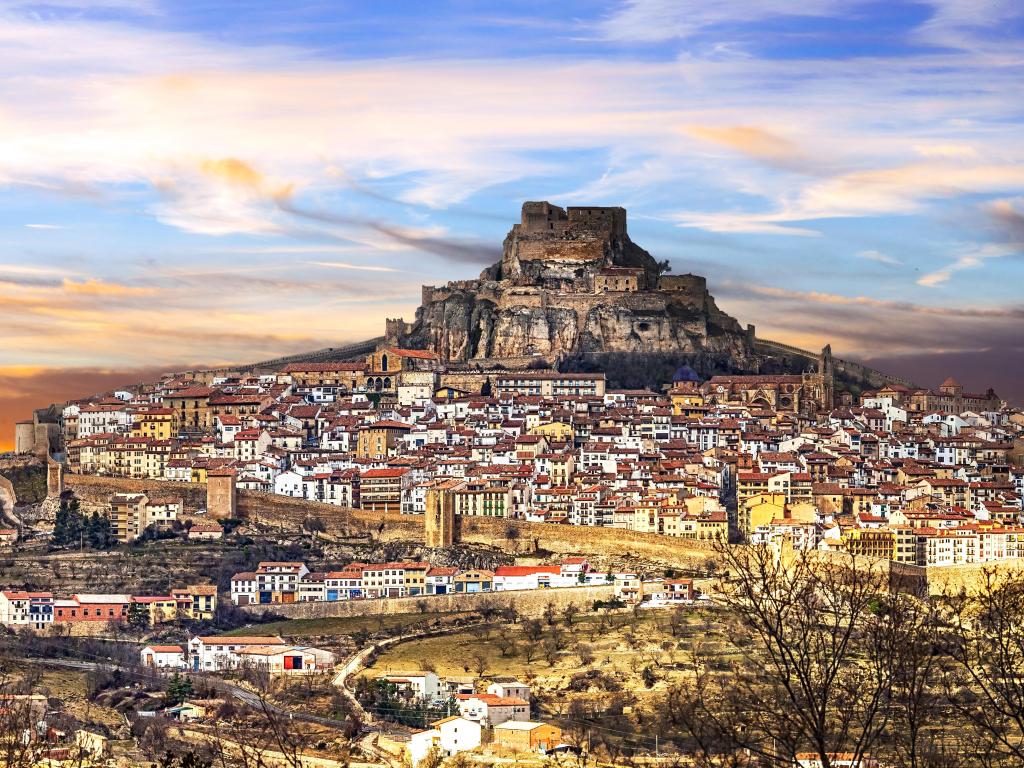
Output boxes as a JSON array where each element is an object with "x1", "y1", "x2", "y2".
[
  {"x1": 925, "y1": 560, "x2": 1024, "y2": 596},
  {"x1": 64, "y1": 475, "x2": 716, "y2": 567},
  {"x1": 63, "y1": 476, "x2": 1023, "y2": 594}
]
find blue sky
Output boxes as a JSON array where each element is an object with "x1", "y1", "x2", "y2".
[{"x1": 1, "y1": 0, "x2": 1023, "y2": 437}]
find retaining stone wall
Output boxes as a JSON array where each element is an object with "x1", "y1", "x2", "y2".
[{"x1": 237, "y1": 583, "x2": 616, "y2": 620}]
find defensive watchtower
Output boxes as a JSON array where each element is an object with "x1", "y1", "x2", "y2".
[{"x1": 424, "y1": 481, "x2": 459, "y2": 548}]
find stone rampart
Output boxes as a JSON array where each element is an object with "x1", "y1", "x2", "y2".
[
  {"x1": 65, "y1": 475, "x2": 718, "y2": 567},
  {"x1": 66, "y1": 474, "x2": 207, "y2": 507},
  {"x1": 494, "y1": 291, "x2": 543, "y2": 310},
  {"x1": 925, "y1": 560, "x2": 1024, "y2": 596},
  {"x1": 753, "y1": 337, "x2": 916, "y2": 389},
  {"x1": 238, "y1": 583, "x2": 616, "y2": 620}
]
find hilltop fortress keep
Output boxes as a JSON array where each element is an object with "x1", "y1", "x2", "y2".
[{"x1": 386, "y1": 202, "x2": 757, "y2": 373}]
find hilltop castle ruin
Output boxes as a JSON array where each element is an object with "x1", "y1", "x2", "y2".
[{"x1": 386, "y1": 201, "x2": 757, "y2": 374}]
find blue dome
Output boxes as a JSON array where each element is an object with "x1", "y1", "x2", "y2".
[{"x1": 673, "y1": 364, "x2": 700, "y2": 383}]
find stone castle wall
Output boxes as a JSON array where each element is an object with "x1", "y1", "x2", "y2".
[
  {"x1": 485, "y1": 286, "x2": 705, "y2": 325},
  {"x1": 66, "y1": 474, "x2": 207, "y2": 507},
  {"x1": 64, "y1": 475, "x2": 718, "y2": 567},
  {"x1": 925, "y1": 560, "x2": 1024, "y2": 596},
  {"x1": 516, "y1": 238, "x2": 606, "y2": 263},
  {"x1": 754, "y1": 338, "x2": 917, "y2": 389},
  {"x1": 658, "y1": 273, "x2": 707, "y2": 295},
  {"x1": 567, "y1": 206, "x2": 627, "y2": 238},
  {"x1": 66, "y1": 476, "x2": 1016, "y2": 595},
  {"x1": 493, "y1": 289, "x2": 543, "y2": 310},
  {"x1": 238, "y1": 583, "x2": 616, "y2": 620}
]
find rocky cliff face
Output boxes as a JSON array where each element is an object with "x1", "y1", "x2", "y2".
[{"x1": 390, "y1": 202, "x2": 758, "y2": 380}]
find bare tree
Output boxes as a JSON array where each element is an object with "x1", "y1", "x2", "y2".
[
  {"x1": 471, "y1": 651, "x2": 489, "y2": 678},
  {"x1": 207, "y1": 694, "x2": 307, "y2": 768},
  {"x1": 542, "y1": 635, "x2": 561, "y2": 667},
  {"x1": 524, "y1": 619, "x2": 544, "y2": 643},
  {"x1": 0, "y1": 680, "x2": 40, "y2": 768},
  {"x1": 523, "y1": 642, "x2": 539, "y2": 664},
  {"x1": 943, "y1": 567, "x2": 1024, "y2": 767},
  {"x1": 674, "y1": 544, "x2": 908, "y2": 768},
  {"x1": 576, "y1": 642, "x2": 595, "y2": 667},
  {"x1": 494, "y1": 625, "x2": 518, "y2": 658},
  {"x1": 882, "y1": 592, "x2": 975, "y2": 768}
]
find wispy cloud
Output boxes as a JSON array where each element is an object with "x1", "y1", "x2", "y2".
[
  {"x1": 857, "y1": 250, "x2": 901, "y2": 266},
  {"x1": 986, "y1": 197, "x2": 1024, "y2": 241},
  {"x1": 592, "y1": 0, "x2": 863, "y2": 44},
  {"x1": 60, "y1": 278, "x2": 156, "y2": 296},
  {"x1": 0, "y1": 0, "x2": 1022, "y2": 399},
  {"x1": 916, "y1": 243, "x2": 1018, "y2": 287},
  {"x1": 714, "y1": 279, "x2": 1024, "y2": 360},
  {"x1": 307, "y1": 261, "x2": 398, "y2": 273},
  {"x1": 594, "y1": 0, "x2": 1024, "y2": 54},
  {"x1": 683, "y1": 124, "x2": 818, "y2": 173},
  {"x1": 0, "y1": 0, "x2": 158, "y2": 12}
]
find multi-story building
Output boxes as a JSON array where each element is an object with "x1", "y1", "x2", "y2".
[
  {"x1": 170, "y1": 584, "x2": 218, "y2": 620},
  {"x1": 0, "y1": 591, "x2": 54, "y2": 630},
  {"x1": 495, "y1": 372, "x2": 606, "y2": 399},
  {"x1": 359, "y1": 468, "x2": 410, "y2": 514},
  {"x1": 107, "y1": 493, "x2": 180, "y2": 542}
]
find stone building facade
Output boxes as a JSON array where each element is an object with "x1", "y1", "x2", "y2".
[{"x1": 703, "y1": 345, "x2": 835, "y2": 415}]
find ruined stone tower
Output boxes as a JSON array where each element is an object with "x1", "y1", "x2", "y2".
[
  {"x1": 46, "y1": 458, "x2": 64, "y2": 498},
  {"x1": 424, "y1": 482, "x2": 458, "y2": 548},
  {"x1": 206, "y1": 469, "x2": 237, "y2": 520}
]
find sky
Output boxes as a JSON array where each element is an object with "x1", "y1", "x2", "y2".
[{"x1": 2, "y1": 0, "x2": 1024, "y2": 448}]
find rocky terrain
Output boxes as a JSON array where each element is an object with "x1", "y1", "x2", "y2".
[
  {"x1": 0, "y1": 453, "x2": 46, "y2": 504},
  {"x1": 387, "y1": 201, "x2": 759, "y2": 384},
  {"x1": 0, "y1": 452, "x2": 47, "y2": 528}
]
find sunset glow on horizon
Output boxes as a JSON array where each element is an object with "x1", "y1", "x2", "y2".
[{"x1": 3, "y1": 0, "x2": 1024, "y2": 443}]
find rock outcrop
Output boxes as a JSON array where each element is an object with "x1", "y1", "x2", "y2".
[{"x1": 387, "y1": 202, "x2": 757, "y2": 380}]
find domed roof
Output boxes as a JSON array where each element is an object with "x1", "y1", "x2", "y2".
[
  {"x1": 673, "y1": 364, "x2": 700, "y2": 383},
  {"x1": 940, "y1": 376, "x2": 960, "y2": 387}
]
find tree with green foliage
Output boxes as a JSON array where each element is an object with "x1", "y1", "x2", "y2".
[
  {"x1": 354, "y1": 678, "x2": 454, "y2": 729},
  {"x1": 52, "y1": 496, "x2": 116, "y2": 550},
  {"x1": 164, "y1": 672, "x2": 194, "y2": 706},
  {"x1": 126, "y1": 601, "x2": 150, "y2": 631},
  {"x1": 86, "y1": 511, "x2": 114, "y2": 549},
  {"x1": 51, "y1": 497, "x2": 86, "y2": 547}
]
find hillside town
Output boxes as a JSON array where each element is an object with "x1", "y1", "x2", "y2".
[
  {"x1": 4, "y1": 198, "x2": 1024, "y2": 768},
  {"x1": 24, "y1": 347, "x2": 1021, "y2": 570}
]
